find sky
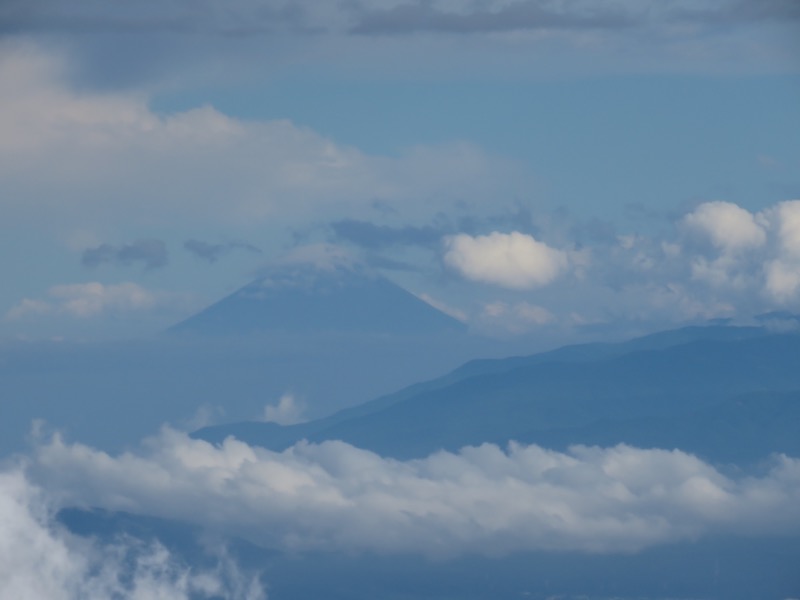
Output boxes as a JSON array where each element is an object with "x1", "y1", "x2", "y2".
[
  {"x1": 1, "y1": 0, "x2": 800, "y2": 340},
  {"x1": 2, "y1": 4, "x2": 800, "y2": 595}
]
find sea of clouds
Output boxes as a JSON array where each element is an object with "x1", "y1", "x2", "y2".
[{"x1": 8, "y1": 429, "x2": 800, "y2": 559}]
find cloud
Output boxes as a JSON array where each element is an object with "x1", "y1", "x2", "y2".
[
  {"x1": 675, "y1": 200, "x2": 800, "y2": 304},
  {"x1": 683, "y1": 201, "x2": 767, "y2": 254},
  {"x1": 0, "y1": 468, "x2": 265, "y2": 599},
  {"x1": 0, "y1": 0, "x2": 794, "y2": 102},
  {"x1": 330, "y1": 219, "x2": 445, "y2": 250},
  {"x1": 184, "y1": 239, "x2": 261, "y2": 263},
  {"x1": 769, "y1": 200, "x2": 800, "y2": 260},
  {"x1": 415, "y1": 293, "x2": 468, "y2": 322},
  {"x1": 5, "y1": 282, "x2": 177, "y2": 320},
  {"x1": 443, "y1": 231, "x2": 569, "y2": 289},
  {"x1": 0, "y1": 0, "x2": 349, "y2": 37},
  {"x1": 262, "y1": 393, "x2": 306, "y2": 426},
  {"x1": 676, "y1": 0, "x2": 800, "y2": 24},
  {"x1": 27, "y1": 430, "x2": 800, "y2": 558},
  {"x1": 762, "y1": 200, "x2": 800, "y2": 302},
  {"x1": 351, "y1": 0, "x2": 638, "y2": 35},
  {"x1": 0, "y1": 44, "x2": 524, "y2": 232},
  {"x1": 350, "y1": 0, "x2": 800, "y2": 36},
  {"x1": 478, "y1": 301, "x2": 556, "y2": 335},
  {"x1": 82, "y1": 239, "x2": 168, "y2": 269},
  {"x1": 11, "y1": 0, "x2": 792, "y2": 39}
]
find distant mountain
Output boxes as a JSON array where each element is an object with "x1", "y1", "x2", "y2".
[
  {"x1": 167, "y1": 263, "x2": 467, "y2": 336},
  {"x1": 194, "y1": 325, "x2": 800, "y2": 464}
]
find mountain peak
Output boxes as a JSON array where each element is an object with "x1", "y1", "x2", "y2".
[{"x1": 167, "y1": 260, "x2": 467, "y2": 337}]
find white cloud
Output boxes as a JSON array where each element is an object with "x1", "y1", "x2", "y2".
[
  {"x1": 683, "y1": 201, "x2": 767, "y2": 254},
  {"x1": 27, "y1": 430, "x2": 800, "y2": 558},
  {"x1": 443, "y1": 231, "x2": 569, "y2": 289},
  {"x1": 262, "y1": 393, "x2": 306, "y2": 426},
  {"x1": 0, "y1": 468, "x2": 265, "y2": 600},
  {"x1": 760, "y1": 201, "x2": 800, "y2": 303},
  {"x1": 770, "y1": 200, "x2": 800, "y2": 260},
  {"x1": 764, "y1": 259, "x2": 800, "y2": 303},
  {"x1": 5, "y1": 282, "x2": 182, "y2": 320},
  {"x1": 443, "y1": 199, "x2": 800, "y2": 330}
]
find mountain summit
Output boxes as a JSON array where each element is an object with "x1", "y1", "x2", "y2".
[{"x1": 168, "y1": 262, "x2": 467, "y2": 336}]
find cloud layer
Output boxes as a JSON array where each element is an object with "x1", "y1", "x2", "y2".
[{"x1": 27, "y1": 430, "x2": 800, "y2": 558}]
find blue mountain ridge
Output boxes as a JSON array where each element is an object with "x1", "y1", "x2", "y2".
[{"x1": 193, "y1": 324, "x2": 800, "y2": 464}]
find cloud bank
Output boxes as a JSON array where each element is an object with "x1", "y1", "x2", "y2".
[{"x1": 27, "y1": 430, "x2": 800, "y2": 558}]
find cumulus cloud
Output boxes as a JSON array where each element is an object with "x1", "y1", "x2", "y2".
[
  {"x1": 443, "y1": 231, "x2": 569, "y2": 289},
  {"x1": 82, "y1": 239, "x2": 168, "y2": 269},
  {"x1": 768, "y1": 200, "x2": 800, "y2": 260},
  {"x1": 683, "y1": 201, "x2": 767, "y2": 254},
  {"x1": 673, "y1": 200, "x2": 800, "y2": 305},
  {"x1": 0, "y1": 468, "x2": 265, "y2": 600},
  {"x1": 26, "y1": 430, "x2": 800, "y2": 558},
  {"x1": 5, "y1": 282, "x2": 177, "y2": 320}
]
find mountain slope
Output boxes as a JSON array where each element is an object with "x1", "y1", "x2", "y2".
[
  {"x1": 168, "y1": 263, "x2": 467, "y2": 336},
  {"x1": 194, "y1": 326, "x2": 800, "y2": 462}
]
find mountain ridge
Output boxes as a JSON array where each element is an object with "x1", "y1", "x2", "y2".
[{"x1": 193, "y1": 324, "x2": 800, "y2": 463}]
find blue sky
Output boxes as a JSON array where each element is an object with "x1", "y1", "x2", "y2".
[{"x1": 1, "y1": 0, "x2": 799, "y2": 340}]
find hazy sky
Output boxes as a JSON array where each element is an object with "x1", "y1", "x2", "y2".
[{"x1": 2, "y1": 0, "x2": 799, "y2": 340}]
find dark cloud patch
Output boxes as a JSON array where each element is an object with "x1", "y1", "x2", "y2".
[
  {"x1": 0, "y1": 0, "x2": 314, "y2": 36},
  {"x1": 4, "y1": 0, "x2": 795, "y2": 41},
  {"x1": 676, "y1": 0, "x2": 800, "y2": 24},
  {"x1": 351, "y1": 1, "x2": 638, "y2": 35},
  {"x1": 82, "y1": 239, "x2": 168, "y2": 269},
  {"x1": 184, "y1": 239, "x2": 261, "y2": 263},
  {"x1": 330, "y1": 219, "x2": 446, "y2": 250}
]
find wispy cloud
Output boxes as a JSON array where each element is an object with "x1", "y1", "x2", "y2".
[
  {"x1": 330, "y1": 219, "x2": 446, "y2": 250},
  {"x1": 183, "y1": 239, "x2": 261, "y2": 263},
  {"x1": 82, "y1": 239, "x2": 168, "y2": 269},
  {"x1": 0, "y1": 46, "x2": 519, "y2": 230},
  {"x1": 5, "y1": 282, "x2": 183, "y2": 320}
]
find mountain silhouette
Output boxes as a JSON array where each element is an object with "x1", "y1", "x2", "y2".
[{"x1": 168, "y1": 262, "x2": 467, "y2": 336}]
